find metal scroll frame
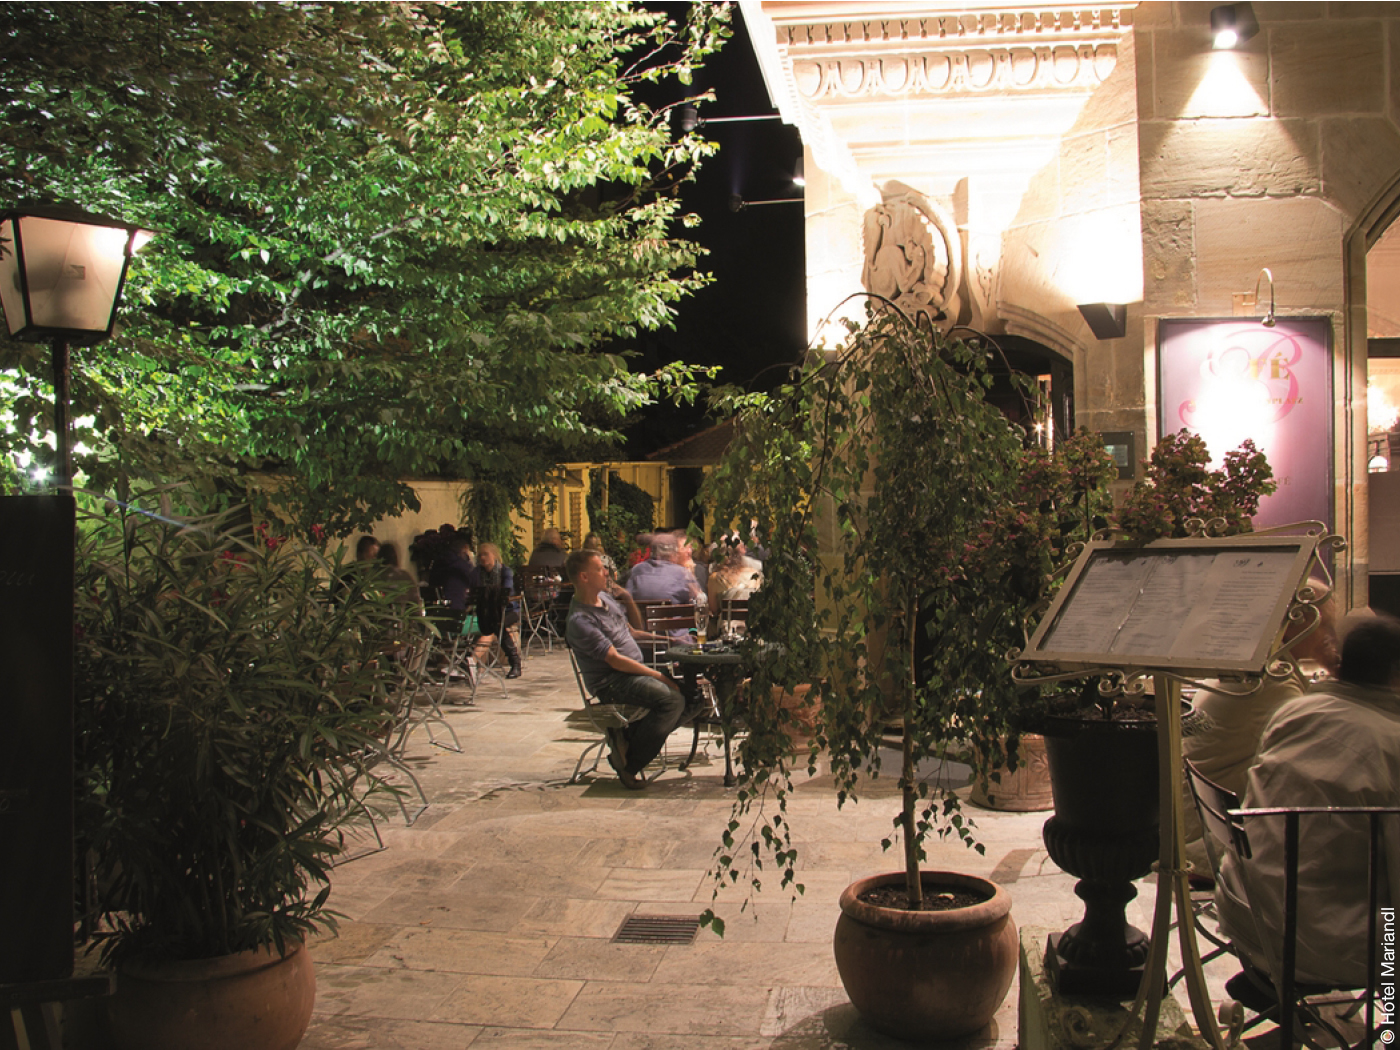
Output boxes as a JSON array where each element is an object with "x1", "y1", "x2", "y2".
[{"x1": 1010, "y1": 523, "x2": 1342, "y2": 1050}]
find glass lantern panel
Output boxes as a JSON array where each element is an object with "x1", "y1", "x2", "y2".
[
  {"x1": 0, "y1": 218, "x2": 25, "y2": 336},
  {"x1": 16, "y1": 215, "x2": 128, "y2": 335}
]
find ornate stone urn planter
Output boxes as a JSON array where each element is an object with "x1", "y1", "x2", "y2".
[
  {"x1": 107, "y1": 940, "x2": 315, "y2": 1050},
  {"x1": 1040, "y1": 713, "x2": 1159, "y2": 998},
  {"x1": 833, "y1": 871, "x2": 1017, "y2": 1040}
]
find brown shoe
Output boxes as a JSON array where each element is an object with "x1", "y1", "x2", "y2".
[{"x1": 607, "y1": 752, "x2": 645, "y2": 791}]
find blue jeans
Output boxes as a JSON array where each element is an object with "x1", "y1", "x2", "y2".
[{"x1": 595, "y1": 671, "x2": 685, "y2": 774}]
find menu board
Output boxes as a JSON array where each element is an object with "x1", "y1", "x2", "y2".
[{"x1": 1022, "y1": 535, "x2": 1319, "y2": 676}]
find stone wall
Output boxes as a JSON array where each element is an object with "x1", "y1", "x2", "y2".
[
  {"x1": 1134, "y1": 1, "x2": 1400, "y2": 602},
  {"x1": 752, "y1": 0, "x2": 1400, "y2": 601}
]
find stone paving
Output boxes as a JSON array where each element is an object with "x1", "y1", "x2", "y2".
[{"x1": 299, "y1": 647, "x2": 1183, "y2": 1050}]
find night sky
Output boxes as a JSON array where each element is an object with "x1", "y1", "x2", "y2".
[{"x1": 623, "y1": 4, "x2": 807, "y2": 456}]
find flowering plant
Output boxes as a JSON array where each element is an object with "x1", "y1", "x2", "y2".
[
  {"x1": 961, "y1": 430, "x2": 1118, "y2": 612},
  {"x1": 1115, "y1": 430, "x2": 1275, "y2": 542}
]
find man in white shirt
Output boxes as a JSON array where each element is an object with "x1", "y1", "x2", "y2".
[{"x1": 1216, "y1": 614, "x2": 1400, "y2": 988}]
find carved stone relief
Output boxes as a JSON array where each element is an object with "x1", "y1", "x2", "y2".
[
  {"x1": 862, "y1": 185, "x2": 963, "y2": 325},
  {"x1": 778, "y1": 8, "x2": 1131, "y2": 50},
  {"x1": 792, "y1": 44, "x2": 1117, "y2": 101}
]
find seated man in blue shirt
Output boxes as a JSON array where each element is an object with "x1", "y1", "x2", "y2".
[
  {"x1": 565, "y1": 548, "x2": 687, "y2": 790},
  {"x1": 625, "y1": 533, "x2": 700, "y2": 647},
  {"x1": 625, "y1": 534, "x2": 699, "y2": 605}
]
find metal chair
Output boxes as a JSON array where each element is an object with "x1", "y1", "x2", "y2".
[
  {"x1": 388, "y1": 627, "x2": 462, "y2": 755},
  {"x1": 520, "y1": 566, "x2": 564, "y2": 654},
  {"x1": 718, "y1": 596, "x2": 750, "y2": 636},
  {"x1": 566, "y1": 645, "x2": 660, "y2": 783},
  {"x1": 1184, "y1": 759, "x2": 1384, "y2": 1048},
  {"x1": 641, "y1": 602, "x2": 696, "y2": 671}
]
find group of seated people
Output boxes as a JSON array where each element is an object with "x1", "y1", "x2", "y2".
[
  {"x1": 563, "y1": 528, "x2": 766, "y2": 790},
  {"x1": 416, "y1": 531, "x2": 529, "y2": 679},
  {"x1": 614, "y1": 529, "x2": 764, "y2": 636},
  {"x1": 356, "y1": 524, "x2": 763, "y2": 789},
  {"x1": 1181, "y1": 587, "x2": 1400, "y2": 1008}
]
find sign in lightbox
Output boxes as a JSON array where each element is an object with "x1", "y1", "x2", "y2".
[{"x1": 1158, "y1": 317, "x2": 1332, "y2": 530}]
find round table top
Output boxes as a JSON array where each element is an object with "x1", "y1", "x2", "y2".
[{"x1": 666, "y1": 643, "x2": 747, "y2": 666}]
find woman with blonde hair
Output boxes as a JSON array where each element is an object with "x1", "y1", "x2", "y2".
[
  {"x1": 473, "y1": 542, "x2": 522, "y2": 678},
  {"x1": 706, "y1": 540, "x2": 763, "y2": 632}
]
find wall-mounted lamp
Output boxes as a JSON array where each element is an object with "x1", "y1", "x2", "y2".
[
  {"x1": 729, "y1": 194, "x2": 804, "y2": 212},
  {"x1": 0, "y1": 202, "x2": 153, "y2": 488},
  {"x1": 1253, "y1": 266, "x2": 1276, "y2": 327},
  {"x1": 792, "y1": 157, "x2": 805, "y2": 188},
  {"x1": 675, "y1": 103, "x2": 783, "y2": 133},
  {"x1": 1210, "y1": 3, "x2": 1258, "y2": 49},
  {"x1": 1077, "y1": 302, "x2": 1128, "y2": 341}
]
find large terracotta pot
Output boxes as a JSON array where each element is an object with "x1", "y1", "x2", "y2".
[
  {"x1": 833, "y1": 871, "x2": 1017, "y2": 1041},
  {"x1": 970, "y1": 732, "x2": 1054, "y2": 811},
  {"x1": 107, "y1": 940, "x2": 315, "y2": 1050}
]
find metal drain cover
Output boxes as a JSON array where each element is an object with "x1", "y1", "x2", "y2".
[{"x1": 612, "y1": 914, "x2": 701, "y2": 945}]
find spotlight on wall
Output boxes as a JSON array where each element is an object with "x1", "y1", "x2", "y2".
[
  {"x1": 1210, "y1": 3, "x2": 1258, "y2": 49},
  {"x1": 792, "y1": 157, "x2": 805, "y2": 188},
  {"x1": 1077, "y1": 303, "x2": 1128, "y2": 341}
]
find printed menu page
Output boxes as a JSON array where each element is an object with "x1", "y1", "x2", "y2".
[{"x1": 1039, "y1": 548, "x2": 1299, "y2": 668}]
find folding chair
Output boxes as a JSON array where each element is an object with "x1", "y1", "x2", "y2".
[
  {"x1": 642, "y1": 602, "x2": 696, "y2": 671},
  {"x1": 566, "y1": 645, "x2": 665, "y2": 783},
  {"x1": 427, "y1": 601, "x2": 476, "y2": 703},
  {"x1": 520, "y1": 566, "x2": 564, "y2": 654},
  {"x1": 1184, "y1": 760, "x2": 1384, "y2": 1048},
  {"x1": 333, "y1": 661, "x2": 432, "y2": 835},
  {"x1": 718, "y1": 596, "x2": 750, "y2": 637},
  {"x1": 388, "y1": 628, "x2": 461, "y2": 755}
]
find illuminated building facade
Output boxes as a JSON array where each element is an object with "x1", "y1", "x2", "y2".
[{"x1": 741, "y1": 0, "x2": 1400, "y2": 606}]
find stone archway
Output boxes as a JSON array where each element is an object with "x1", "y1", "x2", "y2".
[{"x1": 1349, "y1": 175, "x2": 1400, "y2": 615}]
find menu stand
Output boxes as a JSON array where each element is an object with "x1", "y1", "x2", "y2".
[{"x1": 1011, "y1": 524, "x2": 1339, "y2": 1050}]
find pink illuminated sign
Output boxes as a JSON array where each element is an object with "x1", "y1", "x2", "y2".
[{"x1": 1157, "y1": 318, "x2": 1332, "y2": 530}]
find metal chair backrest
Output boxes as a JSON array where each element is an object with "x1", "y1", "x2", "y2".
[
  {"x1": 632, "y1": 598, "x2": 671, "y2": 622},
  {"x1": 520, "y1": 565, "x2": 562, "y2": 604},
  {"x1": 641, "y1": 604, "x2": 694, "y2": 667},
  {"x1": 720, "y1": 596, "x2": 749, "y2": 620},
  {"x1": 1184, "y1": 758, "x2": 1252, "y2": 866},
  {"x1": 1188, "y1": 756, "x2": 1395, "y2": 1046}
]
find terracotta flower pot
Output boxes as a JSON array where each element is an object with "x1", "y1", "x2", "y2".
[
  {"x1": 970, "y1": 732, "x2": 1054, "y2": 811},
  {"x1": 107, "y1": 940, "x2": 315, "y2": 1050},
  {"x1": 833, "y1": 871, "x2": 1017, "y2": 1040}
]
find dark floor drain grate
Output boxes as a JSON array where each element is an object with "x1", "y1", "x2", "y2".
[{"x1": 612, "y1": 915, "x2": 701, "y2": 945}]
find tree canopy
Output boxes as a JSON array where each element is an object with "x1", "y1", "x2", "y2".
[{"x1": 0, "y1": 1, "x2": 728, "y2": 531}]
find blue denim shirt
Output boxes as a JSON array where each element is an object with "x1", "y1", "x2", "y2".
[{"x1": 566, "y1": 593, "x2": 643, "y2": 690}]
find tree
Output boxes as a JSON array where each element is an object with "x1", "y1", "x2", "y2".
[
  {"x1": 699, "y1": 303, "x2": 1034, "y2": 919},
  {"x1": 0, "y1": 1, "x2": 728, "y2": 531}
]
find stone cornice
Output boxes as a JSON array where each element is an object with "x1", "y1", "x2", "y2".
[
  {"x1": 742, "y1": 2, "x2": 1139, "y2": 206},
  {"x1": 791, "y1": 41, "x2": 1121, "y2": 101},
  {"x1": 774, "y1": 7, "x2": 1134, "y2": 51},
  {"x1": 777, "y1": 6, "x2": 1134, "y2": 101}
]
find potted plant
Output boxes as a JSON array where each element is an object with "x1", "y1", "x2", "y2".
[
  {"x1": 699, "y1": 303, "x2": 1037, "y2": 1040},
  {"x1": 74, "y1": 495, "x2": 415, "y2": 1050},
  {"x1": 1031, "y1": 429, "x2": 1277, "y2": 996},
  {"x1": 961, "y1": 430, "x2": 1119, "y2": 811}
]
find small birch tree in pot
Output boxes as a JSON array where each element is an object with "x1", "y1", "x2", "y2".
[{"x1": 700, "y1": 302, "x2": 1042, "y2": 1039}]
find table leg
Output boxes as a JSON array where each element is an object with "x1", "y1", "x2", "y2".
[{"x1": 714, "y1": 674, "x2": 738, "y2": 787}]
